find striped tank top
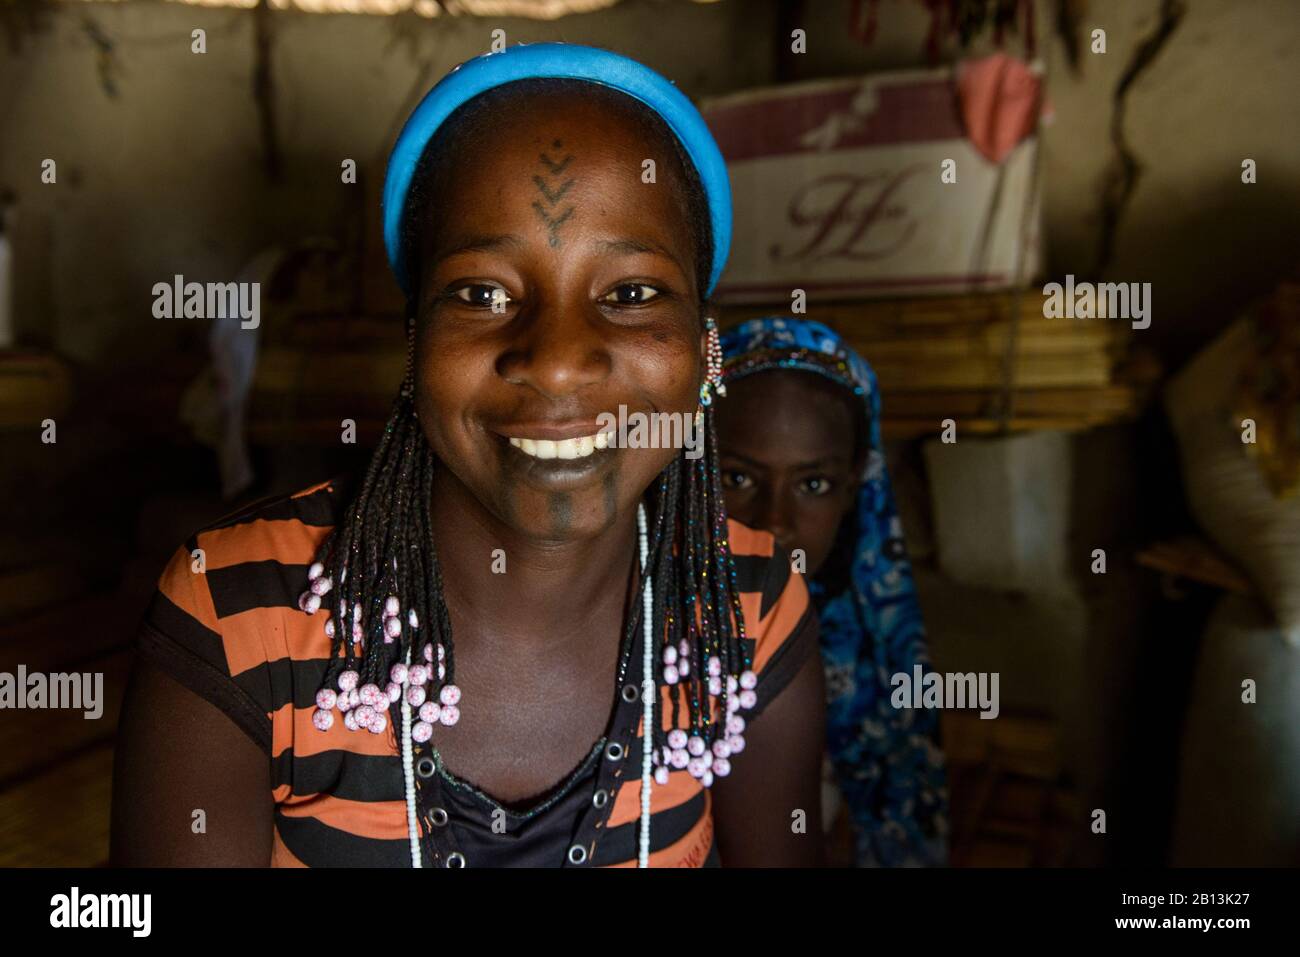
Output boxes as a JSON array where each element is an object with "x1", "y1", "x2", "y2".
[{"x1": 136, "y1": 476, "x2": 816, "y2": 867}]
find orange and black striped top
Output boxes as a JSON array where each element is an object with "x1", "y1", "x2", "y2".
[{"x1": 137, "y1": 476, "x2": 817, "y2": 867}]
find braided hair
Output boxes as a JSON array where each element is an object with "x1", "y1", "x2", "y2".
[{"x1": 300, "y1": 78, "x2": 752, "y2": 790}]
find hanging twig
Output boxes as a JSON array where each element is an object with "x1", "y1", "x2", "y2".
[
  {"x1": 252, "y1": 0, "x2": 283, "y2": 183},
  {"x1": 1092, "y1": 0, "x2": 1185, "y2": 277}
]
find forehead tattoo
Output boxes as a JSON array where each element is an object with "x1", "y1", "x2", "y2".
[{"x1": 533, "y1": 138, "x2": 576, "y2": 248}]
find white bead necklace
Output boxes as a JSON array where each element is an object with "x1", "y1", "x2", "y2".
[
  {"x1": 400, "y1": 643, "x2": 421, "y2": 868},
  {"x1": 636, "y1": 501, "x2": 654, "y2": 868}
]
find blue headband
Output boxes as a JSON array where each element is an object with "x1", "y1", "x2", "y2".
[{"x1": 382, "y1": 42, "x2": 733, "y2": 299}]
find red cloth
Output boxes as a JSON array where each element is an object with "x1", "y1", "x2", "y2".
[{"x1": 956, "y1": 52, "x2": 1047, "y2": 164}]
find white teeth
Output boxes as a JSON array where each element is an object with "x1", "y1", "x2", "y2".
[{"x1": 508, "y1": 430, "x2": 610, "y2": 460}]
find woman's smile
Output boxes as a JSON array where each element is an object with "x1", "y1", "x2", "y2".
[{"x1": 491, "y1": 419, "x2": 619, "y2": 491}]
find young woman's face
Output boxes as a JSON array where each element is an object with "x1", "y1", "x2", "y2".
[
  {"x1": 411, "y1": 88, "x2": 705, "y2": 542},
  {"x1": 715, "y1": 369, "x2": 862, "y2": 575}
]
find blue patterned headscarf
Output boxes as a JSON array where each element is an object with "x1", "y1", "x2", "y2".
[{"x1": 719, "y1": 317, "x2": 949, "y2": 867}]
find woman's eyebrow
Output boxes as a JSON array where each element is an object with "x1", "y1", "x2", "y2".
[
  {"x1": 436, "y1": 233, "x2": 525, "y2": 260},
  {"x1": 595, "y1": 238, "x2": 686, "y2": 273},
  {"x1": 724, "y1": 449, "x2": 850, "y2": 471}
]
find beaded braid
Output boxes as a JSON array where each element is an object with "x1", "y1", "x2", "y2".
[{"x1": 297, "y1": 310, "x2": 460, "y2": 740}]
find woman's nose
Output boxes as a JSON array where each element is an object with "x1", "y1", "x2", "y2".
[
  {"x1": 757, "y1": 489, "x2": 796, "y2": 550},
  {"x1": 497, "y1": 299, "x2": 610, "y2": 399}
]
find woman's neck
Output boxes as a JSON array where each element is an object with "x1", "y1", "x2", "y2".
[{"x1": 427, "y1": 467, "x2": 640, "y2": 658}]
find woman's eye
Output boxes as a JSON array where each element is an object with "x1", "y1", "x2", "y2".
[
  {"x1": 800, "y1": 476, "x2": 834, "y2": 496},
  {"x1": 452, "y1": 284, "x2": 510, "y2": 308},
  {"x1": 721, "y1": 470, "x2": 753, "y2": 491},
  {"x1": 601, "y1": 283, "x2": 661, "y2": 306}
]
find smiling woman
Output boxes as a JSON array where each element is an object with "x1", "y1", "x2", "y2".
[{"x1": 110, "y1": 43, "x2": 825, "y2": 869}]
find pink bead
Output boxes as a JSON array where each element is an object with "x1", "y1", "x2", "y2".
[
  {"x1": 324, "y1": 619, "x2": 336, "y2": 639},
  {"x1": 386, "y1": 682, "x2": 402, "y2": 702},
  {"x1": 406, "y1": 686, "x2": 426, "y2": 707},
  {"x1": 354, "y1": 705, "x2": 375, "y2": 728},
  {"x1": 385, "y1": 596, "x2": 400, "y2": 617},
  {"x1": 343, "y1": 710, "x2": 359, "y2": 732},
  {"x1": 727, "y1": 676, "x2": 738, "y2": 694},
  {"x1": 678, "y1": 640, "x2": 690, "y2": 658},
  {"x1": 707, "y1": 656, "x2": 722, "y2": 677},
  {"x1": 419, "y1": 701, "x2": 441, "y2": 724},
  {"x1": 353, "y1": 604, "x2": 362, "y2": 623},
  {"x1": 299, "y1": 592, "x2": 321, "y2": 614},
  {"x1": 662, "y1": 645, "x2": 678, "y2": 666},
  {"x1": 687, "y1": 735, "x2": 706, "y2": 756},
  {"x1": 727, "y1": 715, "x2": 746, "y2": 735},
  {"x1": 352, "y1": 623, "x2": 364, "y2": 643},
  {"x1": 315, "y1": 688, "x2": 337, "y2": 710},
  {"x1": 347, "y1": 688, "x2": 361, "y2": 708},
  {"x1": 368, "y1": 713, "x2": 388, "y2": 735},
  {"x1": 409, "y1": 609, "x2": 419, "y2": 629},
  {"x1": 438, "y1": 704, "x2": 460, "y2": 726},
  {"x1": 389, "y1": 663, "x2": 408, "y2": 685},
  {"x1": 385, "y1": 617, "x2": 402, "y2": 639},
  {"x1": 337, "y1": 670, "x2": 359, "y2": 691},
  {"x1": 727, "y1": 695, "x2": 742, "y2": 714},
  {"x1": 712, "y1": 757, "x2": 731, "y2": 777},
  {"x1": 422, "y1": 644, "x2": 433, "y2": 662},
  {"x1": 712, "y1": 739, "x2": 731, "y2": 759},
  {"x1": 739, "y1": 689, "x2": 757, "y2": 710},
  {"x1": 308, "y1": 562, "x2": 324, "y2": 581},
  {"x1": 437, "y1": 644, "x2": 446, "y2": 661},
  {"x1": 662, "y1": 664, "x2": 679, "y2": 685},
  {"x1": 678, "y1": 659, "x2": 690, "y2": 677},
  {"x1": 358, "y1": 683, "x2": 381, "y2": 706},
  {"x1": 670, "y1": 749, "x2": 690, "y2": 769},
  {"x1": 701, "y1": 769, "x2": 714, "y2": 788},
  {"x1": 660, "y1": 746, "x2": 672, "y2": 765},
  {"x1": 411, "y1": 721, "x2": 433, "y2": 743},
  {"x1": 311, "y1": 576, "x2": 332, "y2": 596},
  {"x1": 311, "y1": 708, "x2": 334, "y2": 731},
  {"x1": 739, "y1": 670, "x2": 758, "y2": 690},
  {"x1": 654, "y1": 766, "x2": 670, "y2": 785},
  {"x1": 439, "y1": 684, "x2": 461, "y2": 706},
  {"x1": 708, "y1": 676, "x2": 722, "y2": 696},
  {"x1": 336, "y1": 691, "x2": 353, "y2": 712},
  {"x1": 437, "y1": 663, "x2": 446, "y2": 681},
  {"x1": 667, "y1": 729, "x2": 687, "y2": 749},
  {"x1": 408, "y1": 665, "x2": 429, "y2": 686},
  {"x1": 687, "y1": 757, "x2": 708, "y2": 778},
  {"x1": 726, "y1": 734, "x2": 746, "y2": 754},
  {"x1": 371, "y1": 693, "x2": 389, "y2": 713}
]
